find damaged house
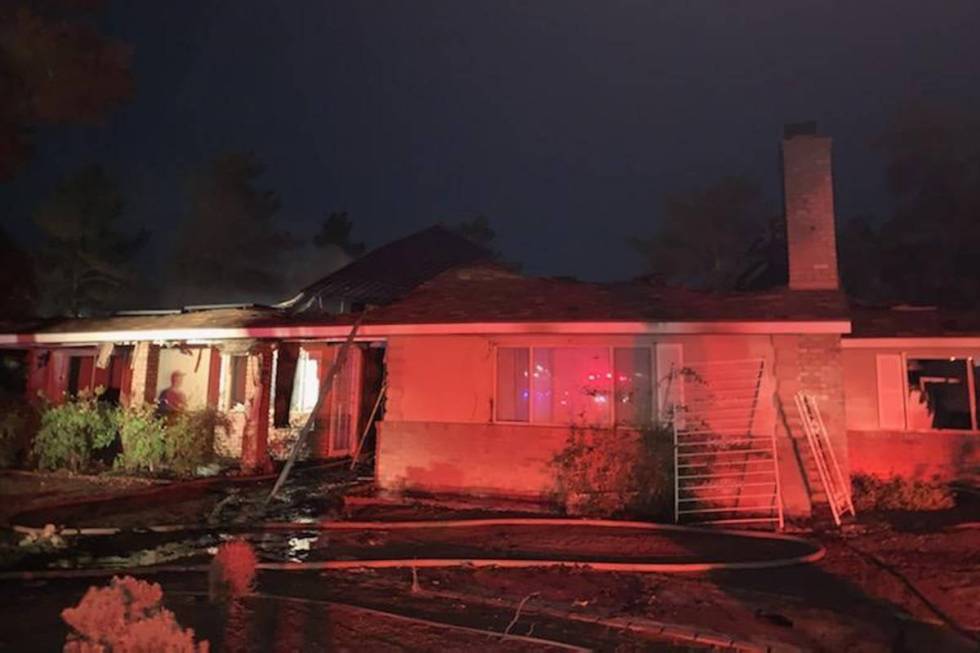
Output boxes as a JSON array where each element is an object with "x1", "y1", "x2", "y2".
[{"x1": 2, "y1": 127, "x2": 977, "y2": 526}]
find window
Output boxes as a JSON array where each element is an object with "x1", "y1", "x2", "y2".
[
  {"x1": 495, "y1": 348, "x2": 529, "y2": 422},
  {"x1": 228, "y1": 355, "x2": 248, "y2": 407},
  {"x1": 906, "y1": 357, "x2": 976, "y2": 430},
  {"x1": 290, "y1": 350, "x2": 320, "y2": 413},
  {"x1": 495, "y1": 346, "x2": 654, "y2": 427}
]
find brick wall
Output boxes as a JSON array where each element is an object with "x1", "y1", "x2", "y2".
[
  {"x1": 772, "y1": 334, "x2": 848, "y2": 517},
  {"x1": 783, "y1": 133, "x2": 839, "y2": 290}
]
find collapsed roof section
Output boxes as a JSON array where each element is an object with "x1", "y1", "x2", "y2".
[{"x1": 278, "y1": 225, "x2": 492, "y2": 314}]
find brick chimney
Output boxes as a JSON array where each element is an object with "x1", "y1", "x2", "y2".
[{"x1": 782, "y1": 122, "x2": 839, "y2": 290}]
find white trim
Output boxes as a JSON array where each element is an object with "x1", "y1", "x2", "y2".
[
  {"x1": 843, "y1": 337, "x2": 980, "y2": 349},
  {"x1": 0, "y1": 319, "x2": 852, "y2": 346}
]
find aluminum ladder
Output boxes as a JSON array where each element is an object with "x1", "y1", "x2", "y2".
[
  {"x1": 673, "y1": 359, "x2": 784, "y2": 529},
  {"x1": 794, "y1": 391, "x2": 855, "y2": 526}
]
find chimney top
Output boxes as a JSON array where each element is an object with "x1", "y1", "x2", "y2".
[
  {"x1": 781, "y1": 127, "x2": 839, "y2": 291},
  {"x1": 783, "y1": 121, "x2": 818, "y2": 139}
]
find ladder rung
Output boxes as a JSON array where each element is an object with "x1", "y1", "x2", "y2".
[
  {"x1": 677, "y1": 470, "x2": 777, "y2": 480},
  {"x1": 685, "y1": 517, "x2": 780, "y2": 526},
  {"x1": 678, "y1": 505, "x2": 779, "y2": 515},
  {"x1": 677, "y1": 460, "x2": 775, "y2": 469},
  {"x1": 676, "y1": 438, "x2": 767, "y2": 447},
  {"x1": 678, "y1": 492, "x2": 778, "y2": 503},
  {"x1": 677, "y1": 448, "x2": 774, "y2": 458},
  {"x1": 680, "y1": 481, "x2": 777, "y2": 492}
]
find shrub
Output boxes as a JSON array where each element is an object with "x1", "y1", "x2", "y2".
[
  {"x1": 113, "y1": 403, "x2": 168, "y2": 473},
  {"x1": 33, "y1": 395, "x2": 116, "y2": 472},
  {"x1": 0, "y1": 399, "x2": 37, "y2": 468},
  {"x1": 165, "y1": 409, "x2": 225, "y2": 476},
  {"x1": 552, "y1": 423, "x2": 675, "y2": 519},
  {"x1": 851, "y1": 473, "x2": 955, "y2": 512},
  {"x1": 209, "y1": 539, "x2": 257, "y2": 602},
  {"x1": 62, "y1": 575, "x2": 208, "y2": 652}
]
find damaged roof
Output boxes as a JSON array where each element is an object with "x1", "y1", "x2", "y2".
[
  {"x1": 365, "y1": 265, "x2": 851, "y2": 325},
  {"x1": 281, "y1": 225, "x2": 491, "y2": 312}
]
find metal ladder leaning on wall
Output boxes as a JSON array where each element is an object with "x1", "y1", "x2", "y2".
[
  {"x1": 794, "y1": 391, "x2": 855, "y2": 526},
  {"x1": 673, "y1": 359, "x2": 785, "y2": 530}
]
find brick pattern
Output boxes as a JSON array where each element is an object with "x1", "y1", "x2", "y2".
[
  {"x1": 783, "y1": 134, "x2": 839, "y2": 291},
  {"x1": 772, "y1": 334, "x2": 847, "y2": 518}
]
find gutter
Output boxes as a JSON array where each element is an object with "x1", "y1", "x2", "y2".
[{"x1": 0, "y1": 320, "x2": 852, "y2": 346}]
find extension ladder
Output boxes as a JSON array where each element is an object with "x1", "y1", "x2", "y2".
[
  {"x1": 794, "y1": 391, "x2": 855, "y2": 526},
  {"x1": 673, "y1": 359, "x2": 784, "y2": 530}
]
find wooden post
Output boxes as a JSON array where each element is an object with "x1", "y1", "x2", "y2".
[{"x1": 241, "y1": 343, "x2": 274, "y2": 474}]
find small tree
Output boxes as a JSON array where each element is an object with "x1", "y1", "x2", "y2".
[{"x1": 62, "y1": 576, "x2": 207, "y2": 653}]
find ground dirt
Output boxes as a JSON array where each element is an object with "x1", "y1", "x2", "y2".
[{"x1": 1, "y1": 471, "x2": 978, "y2": 652}]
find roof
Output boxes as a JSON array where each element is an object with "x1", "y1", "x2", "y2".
[
  {"x1": 281, "y1": 225, "x2": 491, "y2": 312},
  {"x1": 365, "y1": 266, "x2": 851, "y2": 325},
  {"x1": 849, "y1": 306, "x2": 980, "y2": 338},
  {"x1": 0, "y1": 307, "x2": 353, "y2": 345}
]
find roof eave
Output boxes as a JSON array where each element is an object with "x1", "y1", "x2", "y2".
[{"x1": 0, "y1": 319, "x2": 851, "y2": 346}]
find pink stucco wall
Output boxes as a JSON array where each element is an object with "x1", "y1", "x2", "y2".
[
  {"x1": 375, "y1": 332, "x2": 829, "y2": 516},
  {"x1": 843, "y1": 345, "x2": 980, "y2": 482},
  {"x1": 849, "y1": 430, "x2": 979, "y2": 482}
]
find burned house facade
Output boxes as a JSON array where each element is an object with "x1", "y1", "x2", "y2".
[{"x1": 2, "y1": 129, "x2": 977, "y2": 523}]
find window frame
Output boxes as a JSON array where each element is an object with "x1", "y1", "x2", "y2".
[
  {"x1": 897, "y1": 352, "x2": 980, "y2": 433},
  {"x1": 492, "y1": 345, "x2": 656, "y2": 428},
  {"x1": 290, "y1": 349, "x2": 321, "y2": 414},
  {"x1": 220, "y1": 354, "x2": 249, "y2": 410}
]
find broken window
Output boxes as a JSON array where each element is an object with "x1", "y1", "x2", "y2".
[
  {"x1": 228, "y1": 355, "x2": 248, "y2": 407},
  {"x1": 495, "y1": 346, "x2": 652, "y2": 426},
  {"x1": 906, "y1": 358, "x2": 974, "y2": 430}
]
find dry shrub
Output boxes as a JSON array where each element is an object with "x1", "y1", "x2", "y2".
[
  {"x1": 552, "y1": 424, "x2": 674, "y2": 519},
  {"x1": 851, "y1": 473, "x2": 955, "y2": 512},
  {"x1": 61, "y1": 575, "x2": 207, "y2": 652},
  {"x1": 209, "y1": 539, "x2": 258, "y2": 602}
]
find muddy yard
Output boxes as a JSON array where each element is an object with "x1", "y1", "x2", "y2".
[{"x1": 1, "y1": 471, "x2": 978, "y2": 652}]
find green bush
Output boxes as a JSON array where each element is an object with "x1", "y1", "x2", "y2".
[
  {"x1": 115, "y1": 406, "x2": 226, "y2": 476},
  {"x1": 114, "y1": 403, "x2": 168, "y2": 473},
  {"x1": 33, "y1": 396, "x2": 117, "y2": 472},
  {"x1": 851, "y1": 473, "x2": 955, "y2": 512},
  {"x1": 163, "y1": 409, "x2": 225, "y2": 475},
  {"x1": 552, "y1": 423, "x2": 675, "y2": 519}
]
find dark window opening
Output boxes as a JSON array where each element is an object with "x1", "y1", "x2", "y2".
[
  {"x1": 229, "y1": 355, "x2": 248, "y2": 406},
  {"x1": 906, "y1": 358, "x2": 973, "y2": 430},
  {"x1": 67, "y1": 356, "x2": 83, "y2": 398}
]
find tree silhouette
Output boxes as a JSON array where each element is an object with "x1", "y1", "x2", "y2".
[
  {"x1": 0, "y1": 224, "x2": 36, "y2": 318},
  {"x1": 630, "y1": 176, "x2": 770, "y2": 290},
  {"x1": 313, "y1": 211, "x2": 365, "y2": 257},
  {"x1": 34, "y1": 165, "x2": 144, "y2": 316},
  {"x1": 171, "y1": 152, "x2": 295, "y2": 306},
  {"x1": 870, "y1": 102, "x2": 980, "y2": 306},
  {"x1": 0, "y1": 1, "x2": 132, "y2": 180}
]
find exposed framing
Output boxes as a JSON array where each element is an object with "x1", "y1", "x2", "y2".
[{"x1": 889, "y1": 351, "x2": 980, "y2": 433}]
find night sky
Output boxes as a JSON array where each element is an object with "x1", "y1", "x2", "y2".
[{"x1": 3, "y1": 1, "x2": 980, "y2": 281}]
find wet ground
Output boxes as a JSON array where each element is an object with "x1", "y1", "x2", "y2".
[
  {"x1": 2, "y1": 470, "x2": 979, "y2": 652},
  {"x1": 0, "y1": 573, "x2": 702, "y2": 651}
]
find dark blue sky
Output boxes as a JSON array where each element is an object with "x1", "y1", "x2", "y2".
[{"x1": 4, "y1": 1, "x2": 980, "y2": 280}]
